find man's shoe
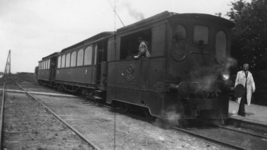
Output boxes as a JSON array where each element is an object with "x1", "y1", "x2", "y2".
[{"x1": 238, "y1": 113, "x2": 246, "y2": 117}]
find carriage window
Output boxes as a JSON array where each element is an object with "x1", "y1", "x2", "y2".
[
  {"x1": 66, "y1": 53, "x2": 70, "y2": 67},
  {"x1": 45, "y1": 61, "x2": 47, "y2": 69},
  {"x1": 194, "y1": 25, "x2": 209, "y2": 45},
  {"x1": 84, "y1": 46, "x2": 93, "y2": 65},
  {"x1": 42, "y1": 62, "x2": 44, "y2": 70},
  {"x1": 61, "y1": 55, "x2": 66, "y2": 68},
  {"x1": 216, "y1": 31, "x2": 227, "y2": 64},
  {"x1": 71, "y1": 51, "x2": 77, "y2": 67},
  {"x1": 171, "y1": 25, "x2": 187, "y2": 61},
  {"x1": 77, "y1": 49, "x2": 84, "y2": 66},
  {"x1": 94, "y1": 45, "x2": 98, "y2": 64},
  {"x1": 46, "y1": 60, "x2": 48, "y2": 69},
  {"x1": 58, "y1": 56, "x2": 61, "y2": 68},
  {"x1": 47, "y1": 60, "x2": 49, "y2": 69},
  {"x1": 48, "y1": 59, "x2": 50, "y2": 69}
]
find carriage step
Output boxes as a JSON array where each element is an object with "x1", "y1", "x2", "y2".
[
  {"x1": 93, "y1": 96, "x2": 102, "y2": 100},
  {"x1": 95, "y1": 90, "x2": 103, "y2": 93}
]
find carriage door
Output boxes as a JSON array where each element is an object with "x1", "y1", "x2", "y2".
[
  {"x1": 95, "y1": 42, "x2": 108, "y2": 87},
  {"x1": 50, "y1": 57, "x2": 57, "y2": 81}
]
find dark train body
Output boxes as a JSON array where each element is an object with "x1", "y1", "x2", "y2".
[{"x1": 37, "y1": 11, "x2": 235, "y2": 120}]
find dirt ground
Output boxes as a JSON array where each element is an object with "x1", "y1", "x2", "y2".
[
  {"x1": 33, "y1": 94, "x2": 231, "y2": 150},
  {"x1": 2, "y1": 91, "x2": 95, "y2": 150}
]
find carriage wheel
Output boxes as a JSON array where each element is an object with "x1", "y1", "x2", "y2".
[
  {"x1": 88, "y1": 91, "x2": 95, "y2": 100},
  {"x1": 57, "y1": 85, "x2": 63, "y2": 92},
  {"x1": 118, "y1": 103, "x2": 130, "y2": 113},
  {"x1": 81, "y1": 89, "x2": 88, "y2": 97},
  {"x1": 144, "y1": 109, "x2": 156, "y2": 121}
]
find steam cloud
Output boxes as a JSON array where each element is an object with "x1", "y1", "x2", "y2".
[
  {"x1": 153, "y1": 106, "x2": 185, "y2": 129},
  {"x1": 122, "y1": 2, "x2": 144, "y2": 21},
  {"x1": 190, "y1": 57, "x2": 237, "y2": 91}
]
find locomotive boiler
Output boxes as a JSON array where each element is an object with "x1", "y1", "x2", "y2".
[{"x1": 37, "y1": 11, "x2": 235, "y2": 120}]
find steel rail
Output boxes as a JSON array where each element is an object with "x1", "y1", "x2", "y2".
[
  {"x1": 0, "y1": 83, "x2": 5, "y2": 149},
  {"x1": 171, "y1": 126, "x2": 246, "y2": 150},
  {"x1": 16, "y1": 83, "x2": 99, "y2": 150},
  {"x1": 218, "y1": 125, "x2": 267, "y2": 139}
]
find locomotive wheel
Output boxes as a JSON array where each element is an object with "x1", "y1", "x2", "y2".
[
  {"x1": 88, "y1": 91, "x2": 95, "y2": 100},
  {"x1": 81, "y1": 89, "x2": 88, "y2": 97},
  {"x1": 118, "y1": 103, "x2": 130, "y2": 113},
  {"x1": 144, "y1": 109, "x2": 156, "y2": 121}
]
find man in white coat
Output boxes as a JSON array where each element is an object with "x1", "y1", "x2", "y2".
[{"x1": 234, "y1": 63, "x2": 256, "y2": 116}]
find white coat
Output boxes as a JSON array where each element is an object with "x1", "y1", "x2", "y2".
[{"x1": 234, "y1": 70, "x2": 256, "y2": 105}]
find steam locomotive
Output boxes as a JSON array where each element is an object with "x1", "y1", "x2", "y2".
[{"x1": 37, "y1": 11, "x2": 235, "y2": 120}]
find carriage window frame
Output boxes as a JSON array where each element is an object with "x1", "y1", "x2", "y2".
[
  {"x1": 46, "y1": 60, "x2": 48, "y2": 69},
  {"x1": 84, "y1": 45, "x2": 93, "y2": 65},
  {"x1": 77, "y1": 48, "x2": 84, "y2": 66},
  {"x1": 193, "y1": 25, "x2": 209, "y2": 45},
  {"x1": 48, "y1": 59, "x2": 50, "y2": 69},
  {"x1": 71, "y1": 51, "x2": 77, "y2": 67},
  {"x1": 61, "y1": 54, "x2": 66, "y2": 68},
  {"x1": 66, "y1": 53, "x2": 71, "y2": 68},
  {"x1": 215, "y1": 30, "x2": 227, "y2": 64},
  {"x1": 58, "y1": 56, "x2": 61, "y2": 68},
  {"x1": 94, "y1": 45, "x2": 98, "y2": 65}
]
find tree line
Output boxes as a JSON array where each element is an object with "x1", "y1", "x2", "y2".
[{"x1": 227, "y1": 0, "x2": 267, "y2": 105}]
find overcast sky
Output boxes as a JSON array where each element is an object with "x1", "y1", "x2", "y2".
[{"x1": 0, "y1": 0, "x2": 248, "y2": 73}]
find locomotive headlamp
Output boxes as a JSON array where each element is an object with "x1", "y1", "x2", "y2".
[{"x1": 221, "y1": 70, "x2": 230, "y2": 80}]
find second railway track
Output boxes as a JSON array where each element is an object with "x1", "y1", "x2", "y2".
[{"x1": 0, "y1": 82, "x2": 97, "y2": 150}]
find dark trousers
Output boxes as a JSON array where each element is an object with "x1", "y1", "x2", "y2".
[{"x1": 238, "y1": 94, "x2": 246, "y2": 116}]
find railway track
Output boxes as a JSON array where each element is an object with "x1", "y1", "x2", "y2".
[
  {"x1": 171, "y1": 120, "x2": 267, "y2": 150},
  {"x1": 0, "y1": 82, "x2": 98, "y2": 150}
]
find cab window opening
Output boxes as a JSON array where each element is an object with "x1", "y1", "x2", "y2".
[
  {"x1": 215, "y1": 31, "x2": 227, "y2": 64},
  {"x1": 194, "y1": 25, "x2": 209, "y2": 45},
  {"x1": 171, "y1": 25, "x2": 187, "y2": 61},
  {"x1": 120, "y1": 29, "x2": 152, "y2": 60}
]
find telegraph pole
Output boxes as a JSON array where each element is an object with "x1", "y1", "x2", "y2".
[{"x1": 4, "y1": 50, "x2": 11, "y2": 76}]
